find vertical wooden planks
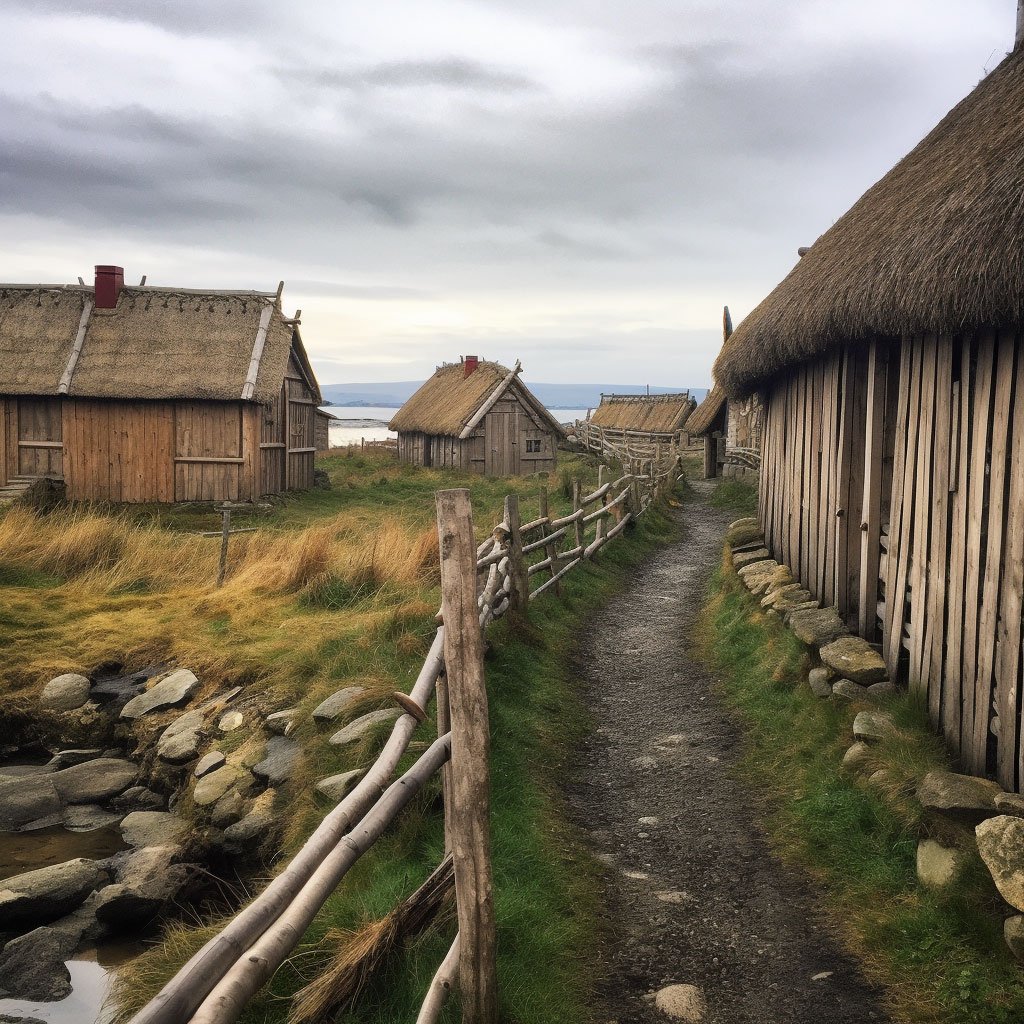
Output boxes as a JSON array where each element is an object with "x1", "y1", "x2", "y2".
[{"x1": 859, "y1": 340, "x2": 887, "y2": 639}]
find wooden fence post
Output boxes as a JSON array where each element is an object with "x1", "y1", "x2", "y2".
[
  {"x1": 435, "y1": 668, "x2": 454, "y2": 855},
  {"x1": 572, "y1": 480, "x2": 584, "y2": 552},
  {"x1": 538, "y1": 485, "x2": 561, "y2": 597},
  {"x1": 503, "y1": 493, "x2": 529, "y2": 618},
  {"x1": 435, "y1": 489, "x2": 498, "y2": 1024},
  {"x1": 217, "y1": 506, "x2": 231, "y2": 587}
]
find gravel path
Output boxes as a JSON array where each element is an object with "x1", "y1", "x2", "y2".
[{"x1": 566, "y1": 481, "x2": 891, "y2": 1024}]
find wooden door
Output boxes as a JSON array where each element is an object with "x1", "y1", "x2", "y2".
[
  {"x1": 485, "y1": 405, "x2": 520, "y2": 476},
  {"x1": 17, "y1": 398, "x2": 63, "y2": 478},
  {"x1": 260, "y1": 390, "x2": 286, "y2": 495}
]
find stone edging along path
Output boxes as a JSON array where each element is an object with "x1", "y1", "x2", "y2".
[{"x1": 726, "y1": 516, "x2": 1024, "y2": 965}]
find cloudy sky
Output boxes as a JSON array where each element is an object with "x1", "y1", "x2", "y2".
[{"x1": 0, "y1": 1, "x2": 1013, "y2": 388}]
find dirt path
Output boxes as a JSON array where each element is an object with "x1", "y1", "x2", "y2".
[{"x1": 567, "y1": 481, "x2": 890, "y2": 1024}]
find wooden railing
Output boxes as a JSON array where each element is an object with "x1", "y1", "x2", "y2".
[
  {"x1": 128, "y1": 458, "x2": 683, "y2": 1024},
  {"x1": 572, "y1": 420, "x2": 701, "y2": 465},
  {"x1": 722, "y1": 446, "x2": 761, "y2": 470}
]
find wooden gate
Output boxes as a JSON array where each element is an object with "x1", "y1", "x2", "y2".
[{"x1": 15, "y1": 398, "x2": 63, "y2": 478}]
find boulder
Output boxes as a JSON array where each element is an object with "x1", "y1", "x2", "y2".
[
  {"x1": 819, "y1": 637, "x2": 887, "y2": 684},
  {"x1": 832, "y1": 679, "x2": 871, "y2": 702},
  {"x1": 0, "y1": 775, "x2": 61, "y2": 830},
  {"x1": 252, "y1": 736, "x2": 300, "y2": 787},
  {"x1": 194, "y1": 751, "x2": 225, "y2": 778},
  {"x1": 976, "y1": 816, "x2": 1024, "y2": 911},
  {"x1": 918, "y1": 770, "x2": 1002, "y2": 825},
  {"x1": 808, "y1": 667, "x2": 833, "y2": 699},
  {"x1": 193, "y1": 764, "x2": 249, "y2": 807},
  {"x1": 218, "y1": 710, "x2": 244, "y2": 732},
  {"x1": 312, "y1": 687, "x2": 368, "y2": 722},
  {"x1": 867, "y1": 768, "x2": 896, "y2": 789},
  {"x1": 156, "y1": 710, "x2": 206, "y2": 764},
  {"x1": 0, "y1": 926, "x2": 73, "y2": 1001},
  {"x1": 866, "y1": 681, "x2": 896, "y2": 701},
  {"x1": 995, "y1": 792, "x2": 1024, "y2": 818},
  {"x1": 789, "y1": 608, "x2": 848, "y2": 647},
  {"x1": 654, "y1": 983, "x2": 706, "y2": 1022},
  {"x1": 47, "y1": 748, "x2": 105, "y2": 771},
  {"x1": 223, "y1": 807, "x2": 277, "y2": 847},
  {"x1": 0, "y1": 858, "x2": 107, "y2": 930},
  {"x1": 852, "y1": 710, "x2": 897, "y2": 744},
  {"x1": 210, "y1": 790, "x2": 248, "y2": 828},
  {"x1": 39, "y1": 672, "x2": 91, "y2": 712},
  {"x1": 51, "y1": 758, "x2": 137, "y2": 804},
  {"x1": 265, "y1": 709, "x2": 298, "y2": 735},
  {"x1": 842, "y1": 742, "x2": 873, "y2": 773},
  {"x1": 916, "y1": 839, "x2": 965, "y2": 890},
  {"x1": 95, "y1": 845, "x2": 199, "y2": 928},
  {"x1": 1004, "y1": 916, "x2": 1024, "y2": 963},
  {"x1": 120, "y1": 810, "x2": 186, "y2": 848},
  {"x1": 316, "y1": 769, "x2": 364, "y2": 802},
  {"x1": 120, "y1": 669, "x2": 200, "y2": 720},
  {"x1": 725, "y1": 518, "x2": 762, "y2": 548},
  {"x1": 62, "y1": 803, "x2": 121, "y2": 832},
  {"x1": 732, "y1": 547, "x2": 770, "y2": 570},
  {"x1": 329, "y1": 708, "x2": 401, "y2": 746},
  {"x1": 111, "y1": 786, "x2": 166, "y2": 812}
]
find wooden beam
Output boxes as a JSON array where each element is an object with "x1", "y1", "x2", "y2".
[
  {"x1": 458, "y1": 361, "x2": 522, "y2": 439},
  {"x1": 241, "y1": 304, "x2": 274, "y2": 401},
  {"x1": 858, "y1": 340, "x2": 887, "y2": 638},
  {"x1": 58, "y1": 299, "x2": 93, "y2": 394}
]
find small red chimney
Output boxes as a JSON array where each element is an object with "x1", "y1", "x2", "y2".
[
  {"x1": 464, "y1": 355, "x2": 479, "y2": 378},
  {"x1": 94, "y1": 265, "x2": 124, "y2": 309}
]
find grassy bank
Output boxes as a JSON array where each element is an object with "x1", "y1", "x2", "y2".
[
  {"x1": 0, "y1": 448, "x2": 678, "y2": 1021},
  {"x1": 698, "y1": 564, "x2": 1024, "y2": 1024}
]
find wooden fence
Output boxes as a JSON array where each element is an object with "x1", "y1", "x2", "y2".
[
  {"x1": 129, "y1": 455, "x2": 683, "y2": 1024},
  {"x1": 573, "y1": 420, "x2": 701, "y2": 464}
]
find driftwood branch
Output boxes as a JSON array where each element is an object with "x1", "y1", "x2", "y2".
[{"x1": 415, "y1": 934, "x2": 461, "y2": 1024}]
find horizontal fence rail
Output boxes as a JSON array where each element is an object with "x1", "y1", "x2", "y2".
[{"x1": 130, "y1": 453, "x2": 684, "y2": 1024}]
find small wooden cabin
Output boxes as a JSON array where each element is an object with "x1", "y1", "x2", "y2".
[
  {"x1": 716, "y1": 40, "x2": 1024, "y2": 789},
  {"x1": 389, "y1": 357, "x2": 564, "y2": 476},
  {"x1": 315, "y1": 408, "x2": 339, "y2": 452},
  {"x1": 0, "y1": 266, "x2": 321, "y2": 503},
  {"x1": 588, "y1": 392, "x2": 695, "y2": 444}
]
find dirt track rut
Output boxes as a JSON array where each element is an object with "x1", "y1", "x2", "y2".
[{"x1": 566, "y1": 481, "x2": 890, "y2": 1024}]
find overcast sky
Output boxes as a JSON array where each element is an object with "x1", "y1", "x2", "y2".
[{"x1": 0, "y1": 1, "x2": 1013, "y2": 388}]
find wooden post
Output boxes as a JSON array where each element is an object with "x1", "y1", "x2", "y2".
[
  {"x1": 435, "y1": 489, "x2": 498, "y2": 1024},
  {"x1": 503, "y1": 493, "x2": 529, "y2": 618},
  {"x1": 217, "y1": 506, "x2": 231, "y2": 587},
  {"x1": 538, "y1": 485, "x2": 561, "y2": 597},
  {"x1": 858, "y1": 340, "x2": 886, "y2": 639},
  {"x1": 595, "y1": 466, "x2": 608, "y2": 547},
  {"x1": 435, "y1": 668, "x2": 454, "y2": 854},
  {"x1": 703, "y1": 436, "x2": 718, "y2": 479},
  {"x1": 572, "y1": 480, "x2": 584, "y2": 551}
]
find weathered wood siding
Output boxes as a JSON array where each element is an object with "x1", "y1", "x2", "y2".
[
  {"x1": 759, "y1": 332, "x2": 1024, "y2": 790},
  {"x1": 285, "y1": 355, "x2": 316, "y2": 491}
]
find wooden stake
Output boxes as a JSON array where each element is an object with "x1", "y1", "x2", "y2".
[
  {"x1": 436, "y1": 669, "x2": 454, "y2": 855},
  {"x1": 572, "y1": 480, "x2": 584, "y2": 552},
  {"x1": 538, "y1": 486, "x2": 561, "y2": 597},
  {"x1": 503, "y1": 493, "x2": 529, "y2": 619},
  {"x1": 217, "y1": 506, "x2": 231, "y2": 587},
  {"x1": 435, "y1": 489, "x2": 498, "y2": 1024}
]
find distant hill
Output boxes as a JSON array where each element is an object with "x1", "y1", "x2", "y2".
[{"x1": 320, "y1": 380, "x2": 708, "y2": 410}]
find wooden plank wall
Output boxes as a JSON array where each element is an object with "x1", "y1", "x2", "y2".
[
  {"x1": 174, "y1": 401, "x2": 247, "y2": 502},
  {"x1": 0, "y1": 399, "x2": 6, "y2": 487},
  {"x1": 760, "y1": 331, "x2": 1024, "y2": 791}
]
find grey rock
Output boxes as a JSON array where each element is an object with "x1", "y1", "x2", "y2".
[
  {"x1": 654, "y1": 983, "x2": 706, "y2": 1022},
  {"x1": 918, "y1": 770, "x2": 1002, "y2": 825},
  {"x1": 995, "y1": 792, "x2": 1024, "y2": 818},
  {"x1": 120, "y1": 810, "x2": 186, "y2": 848},
  {"x1": 0, "y1": 764, "x2": 53, "y2": 779},
  {"x1": 210, "y1": 790, "x2": 248, "y2": 828},
  {"x1": 852, "y1": 710, "x2": 897, "y2": 744},
  {"x1": 789, "y1": 607, "x2": 848, "y2": 647},
  {"x1": 1005, "y1": 915, "x2": 1024, "y2": 962},
  {"x1": 193, "y1": 764, "x2": 249, "y2": 807},
  {"x1": 0, "y1": 927, "x2": 73, "y2": 1001},
  {"x1": 223, "y1": 808, "x2": 277, "y2": 846},
  {"x1": 95, "y1": 845, "x2": 198, "y2": 928},
  {"x1": 316, "y1": 769, "x2": 364, "y2": 802},
  {"x1": 120, "y1": 669, "x2": 200, "y2": 720},
  {"x1": 111, "y1": 786, "x2": 166, "y2": 812},
  {"x1": 737, "y1": 561, "x2": 781, "y2": 596},
  {"x1": 916, "y1": 839, "x2": 965, "y2": 890},
  {"x1": 51, "y1": 758, "x2": 137, "y2": 804},
  {"x1": 0, "y1": 775, "x2": 61, "y2": 830},
  {"x1": 312, "y1": 687, "x2": 368, "y2": 722},
  {"x1": 265, "y1": 709, "x2": 298, "y2": 735},
  {"x1": 842, "y1": 742, "x2": 873, "y2": 773},
  {"x1": 47, "y1": 748, "x2": 104, "y2": 770},
  {"x1": 156, "y1": 709, "x2": 206, "y2": 764},
  {"x1": 732, "y1": 547, "x2": 770, "y2": 570},
  {"x1": 194, "y1": 751, "x2": 225, "y2": 778},
  {"x1": 867, "y1": 768, "x2": 896, "y2": 789},
  {"x1": 0, "y1": 858, "x2": 108, "y2": 930},
  {"x1": 977, "y1": 816, "x2": 1024, "y2": 911},
  {"x1": 62, "y1": 803, "x2": 122, "y2": 832},
  {"x1": 866, "y1": 681, "x2": 896, "y2": 701},
  {"x1": 329, "y1": 708, "x2": 401, "y2": 745},
  {"x1": 819, "y1": 636, "x2": 887, "y2": 684},
  {"x1": 252, "y1": 736, "x2": 300, "y2": 787},
  {"x1": 724, "y1": 518, "x2": 762, "y2": 548},
  {"x1": 832, "y1": 679, "x2": 871, "y2": 702},
  {"x1": 218, "y1": 710, "x2": 244, "y2": 732},
  {"x1": 808, "y1": 667, "x2": 833, "y2": 699},
  {"x1": 40, "y1": 673, "x2": 91, "y2": 711}
]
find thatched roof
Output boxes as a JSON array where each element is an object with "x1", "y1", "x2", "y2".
[
  {"x1": 0, "y1": 283, "x2": 319, "y2": 404},
  {"x1": 589, "y1": 392, "x2": 694, "y2": 433},
  {"x1": 715, "y1": 46, "x2": 1024, "y2": 397},
  {"x1": 685, "y1": 385, "x2": 726, "y2": 436},
  {"x1": 389, "y1": 359, "x2": 565, "y2": 438}
]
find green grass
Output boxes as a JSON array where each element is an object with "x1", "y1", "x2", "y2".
[
  {"x1": 698, "y1": 566, "x2": 1024, "y2": 1024},
  {"x1": 707, "y1": 477, "x2": 758, "y2": 515}
]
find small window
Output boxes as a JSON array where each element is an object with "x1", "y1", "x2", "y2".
[{"x1": 525, "y1": 439, "x2": 542, "y2": 453}]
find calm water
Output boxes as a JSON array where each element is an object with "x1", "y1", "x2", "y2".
[
  {"x1": 323, "y1": 406, "x2": 589, "y2": 447},
  {"x1": 0, "y1": 824, "x2": 126, "y2": 881},
  {"x1": 0, "y1": 958, "x2": 119, "y2": 1024}
]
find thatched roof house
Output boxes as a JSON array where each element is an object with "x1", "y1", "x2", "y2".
[
  {"x1": 0, "y1": 265, "x2": 321, "y2": 502},
  {"x1": 589, "y1": 392, "x2": 694, "y2": 437},
  {"x1": 717, "y1": 41, "x2": 1024, "y2": 792},
  {"x1": 390, "y1": 357, "x2": 564, "y2": 475},
  {"x1": 684, "y1": 386, "x2": 725, "y2": 438}
]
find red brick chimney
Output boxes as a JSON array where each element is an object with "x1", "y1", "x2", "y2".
[
  {"x1": 94, "y1": 265, "x2": 124, "y2": 309},
  {"x1": 464, "y1": 355, "x2": 479, "y2": 378}
]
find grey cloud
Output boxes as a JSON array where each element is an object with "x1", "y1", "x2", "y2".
[{"x1": 281, "y1": 58, "x2": 538, "y2": 94}]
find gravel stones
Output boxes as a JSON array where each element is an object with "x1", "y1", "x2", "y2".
[
  {"x1": 788, "y1": 607, "x2": 848, "y2": 647},
  {"x1": 312, "y1": 687, "x2": 368, "y2": 722},
  {"x1": 120, "y1": 810, "x2": 186, "y2": 848},
  {"x1": 976, "y1": 816, "x2": 1024, "y2": 911},
  {"x1": 329, "y1": 708, "x2": 400, "y2": 745},
  {"x1": 156, "y1": 709, "x2": 206, "y2": 763},
  {"x1": 316, "y1": 769, "x2": 363, "y2": 801},
  {"x1": 852, "y1": 710, "x2": 897, "y2": 744},
  {"x1": 194, "y1": 751, "x2": 225, "y2": 778},
  {"x1": 0, "y1": 858, "x2": 108, "y2": 930},
  {"x1": 39, "y1": 673, "x2": 91, "y2": 711},
  {"x1": 120, "y1": 669, "x2": 200, "y2": 719},
  {"x1": 818, "y1": 637, "x2": 887, "y2": 684},
  {"x1": 916, "y1": 839, "x2": 965, "y2": 890},
  {"x1": 918, "y1": 770, "x2": 1002, "y2": 825},
  {"x1": 654, "y1": 984, "x2": 706, "y2": 1021},
  {"x1": 252, "y1": 736, "x2": 300, "y2": 786}
]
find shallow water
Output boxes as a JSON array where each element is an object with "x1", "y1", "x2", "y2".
[
  {"x1": 0, "y1": 825, "x2": 126, "y2": 881},
  {"x1": 0, "y1": 958, "x2": 117, "y2": 1024}
]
